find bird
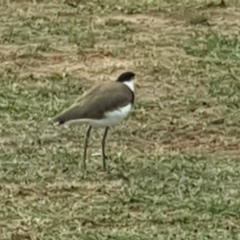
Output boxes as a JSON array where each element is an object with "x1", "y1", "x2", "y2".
[{"x1": 51, "y1": 71, "x2": 136, "y2": 171}]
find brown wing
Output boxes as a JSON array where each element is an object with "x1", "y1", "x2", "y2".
[{"x1": 52, "y1": 82, "x2": 134, "y2": 125}]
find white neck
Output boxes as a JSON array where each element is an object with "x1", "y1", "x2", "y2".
[{"x1": 123, "y1": 80, "x2": 134, "y2": 92}]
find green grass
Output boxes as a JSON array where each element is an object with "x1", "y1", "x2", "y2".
[{"x1": 1, "y1": 0, "x2": 240, "y2": 239}]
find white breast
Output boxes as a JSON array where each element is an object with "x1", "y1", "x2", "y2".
[
  {"x1": 63, "y1": 104, "x2": 132, "y2": 128},
  {"x1": 87, "y1": 103, "x2": 132, "y2": 128}
]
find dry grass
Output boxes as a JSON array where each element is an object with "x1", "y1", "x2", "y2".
[{"x1": 1, "y1": 0, "x2": 240, "y2": 239}]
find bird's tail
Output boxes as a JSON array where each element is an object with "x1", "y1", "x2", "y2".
[{"x1": 49, "y1": 113, "x2": 65, "y2": 126}]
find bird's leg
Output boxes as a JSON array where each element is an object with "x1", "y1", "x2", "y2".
[
  {"x1": 102, "y1": 127, "x2": 109, "y2": 170},
  {"x1": 83, "y1": 126, "x2": 92, "y2": 171}
]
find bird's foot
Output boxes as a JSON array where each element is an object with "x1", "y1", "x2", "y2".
[{"x1": 81, "y1": 168, "x2": 91, "y2": 179}]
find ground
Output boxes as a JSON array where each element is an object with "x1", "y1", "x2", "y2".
[{"x1": 1, "y1": 0, "x2": 240, "y2": 239}]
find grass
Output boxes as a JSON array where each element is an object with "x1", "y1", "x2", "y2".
[{"x1": 1, "y1": 0, "x2": 240, "y2": 239}]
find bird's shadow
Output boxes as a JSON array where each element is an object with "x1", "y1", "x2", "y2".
[{"x1": 78, "y1": 155, "x2": 131, "y2": 182}]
